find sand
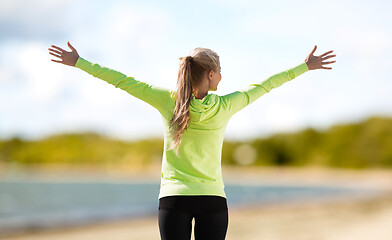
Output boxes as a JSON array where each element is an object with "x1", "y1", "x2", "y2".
[{"x1": 1, "y1": 166, "x2": 392, "y2": 240}]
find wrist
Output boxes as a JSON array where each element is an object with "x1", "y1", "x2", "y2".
[
  {"x1": 73, "y1": 56, "x2": 81, "y2": 67},
  {"x1": 305, "y1": 61, "x2": 313, "y2": 70}
]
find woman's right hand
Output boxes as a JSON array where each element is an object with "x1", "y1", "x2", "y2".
[
  {"x1": 305, "y1": 45, "x2": 336, "y2": 70},
  {"x1": 48, "y1": 41, "x2": 80, "y2": 67}
]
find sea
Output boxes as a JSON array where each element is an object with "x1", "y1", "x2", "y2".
[{"x1": 0, "y1": 178, "x2": 381, "y2": 236}]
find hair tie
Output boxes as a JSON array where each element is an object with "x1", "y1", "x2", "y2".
[{"x1": 187, "y1": 56, "x2": 193, "y2": 62}]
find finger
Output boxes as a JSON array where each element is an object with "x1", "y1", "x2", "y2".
[
  {"x1": 322, "y1": 54, "x2": 336, "y2": 60},
  {"x1": 51, "y1": 59, "x2": 63, "y2": 63},
  {"x1": 321, "y1": 66, "x2": 332, "y2": 70},
  {"x1": 50, "y1": 45, "x2": 66, "y2": 53},
  {"x1": 320, "y1": 50, "x2": 334, "y2": 58},
  {"x1": 48, "y1": 48, "x2": 62, "y2": 55},
  {"x1": 49, "y1": 51, "x2": 62, "y2": 58},
  {"x1": 49, "y1": 52, "x2": 62, "y2": 58},
  {"x1": 310, "y1": 45, "x2": 317, "y2": 55},
  {"x1": 67, "y1": 41, "x2": 76, "y2": 52},
  {"x1": 322, "y1": 61, "x2": 336, "y2": 64}
]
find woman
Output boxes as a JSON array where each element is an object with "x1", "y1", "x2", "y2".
[{"x1": 48, "y1": 42, "x2": 336, "y2": 240}]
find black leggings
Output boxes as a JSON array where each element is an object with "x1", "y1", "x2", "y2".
[{"x1": 158, "y1": 195, "x2": 229, "y2": 240}]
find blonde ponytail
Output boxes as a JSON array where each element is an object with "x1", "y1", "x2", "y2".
[{"x1": 168, "y1": 48, "x2": 220, "y2": 156}]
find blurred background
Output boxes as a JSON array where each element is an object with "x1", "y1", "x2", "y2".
[{"x1": 1, "y1": 0, "x2": 392, "y2": 239}]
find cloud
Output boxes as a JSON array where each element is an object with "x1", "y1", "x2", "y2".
[
  {"x1": 66, "y1": 1, "x2": 173, "y2": 86},
  {"x1": 334, "y1": 24, "x2": 392, "y2": 71},
  {"x1": 105, "y1": 3, "x2": 170, "y2": 50},
  {"x1": 0, "y1": 41, "x2": 67, "y2": 109},
  {"x1": 0, "y1": 0, "x2": 76, "y2": 41}
]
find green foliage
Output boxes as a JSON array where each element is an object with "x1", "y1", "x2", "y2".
[
  {"x1": 0, "y1": 116, "x2": 391, "y2": 169},
  {"x1": 222, "y1": 116, "x2": 392, "y2": 169},
  {"x1": 0, "y1": 131, "x2": 163, "y2": 168}
]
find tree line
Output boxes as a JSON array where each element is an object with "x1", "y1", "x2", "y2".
[{"x1": 0, "y1": 116, "x2": 391, "y2": 169}]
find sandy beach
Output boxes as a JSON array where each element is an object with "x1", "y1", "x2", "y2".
[{"x1": 1, "y1": 166, "x2": 392, "y2": 240}]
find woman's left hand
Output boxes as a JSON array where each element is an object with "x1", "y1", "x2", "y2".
[{"x1": 48, "y1": 41, "x2": 80, "y2": 67}]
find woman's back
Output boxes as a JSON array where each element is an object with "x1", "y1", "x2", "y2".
[{"x1": 159, "y1": 92, "x2": 231, "y2": 200}]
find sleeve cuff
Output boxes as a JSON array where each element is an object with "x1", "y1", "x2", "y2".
[
  {"x1": 75, "y1": 57, "x2": 93, "y2": 72},
  {"x1": 291, "y1": 62, "x2": 309, "y2": 78}
]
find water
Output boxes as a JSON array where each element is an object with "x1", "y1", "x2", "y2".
[{"x1": 0, "y1": 180, "x2": 377, "y2": 236}]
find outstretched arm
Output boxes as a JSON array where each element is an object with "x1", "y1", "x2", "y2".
[
  {"x1": 48, "y1": 42, "x2": 173, "y2": 115},
  {"x1": 222, "y1": 45, "x2": 336, "y2": 116}
]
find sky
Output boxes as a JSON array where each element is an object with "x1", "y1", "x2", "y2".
[{"x1": 0, "y1": 0, "x2": 391, "y2": 142}]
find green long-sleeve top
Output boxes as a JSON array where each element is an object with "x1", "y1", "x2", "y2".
[{"x1": 75, "y1": 57, "x2": 309, "y2": 200}]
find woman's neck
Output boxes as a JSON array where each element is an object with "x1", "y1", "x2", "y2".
[{"x1": 193, "y1": 91, "x2": 207, "y2": 100}]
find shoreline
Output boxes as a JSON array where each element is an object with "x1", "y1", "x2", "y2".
[{"x1": 2, "y1": 165, "x2": 392, "y2": 187}]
